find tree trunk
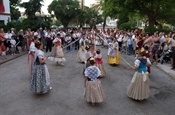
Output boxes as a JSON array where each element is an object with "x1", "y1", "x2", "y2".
[
  {"x1": 148, "y1": 18, "x2": 156, "y2": 27},
  {"x1": 146, "y1": 16, "x2": 157, "y2": 34},
  {"x1": 62, "y1": 20, "x2": 69, "y2": 29},
  {"x1": 103, "y1": 16, "x2": 107, "y2": 30}
]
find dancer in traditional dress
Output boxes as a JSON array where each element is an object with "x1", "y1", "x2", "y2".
[
  {"x1": 84, "y1": 57, "x2": 104, "y2": 105},
  {"x1": 83, "y1": 45, "x2": 93, "y2": 74},
  {"x1": 94, "y1": 49, "x2": 106, "y2": 77},
  {"x1": 48, "y1": 33, "x2": 66, "y2": 65},
  {"x1": 127, "y1": 49, "x2": 151, "y2": 100},
  {"x1": 30, "y1": 41, "x2": 52, "y2": 94},
  {"x1": 28, "y1": 37, "x2": 37, "y2": 76},
  {"x1": 85, "y1": 45, "x2": 93, "y2": 64},
  {"x1": 107, "y1": 38, "x2": 121, "y2": 65},
  {"x1": 77, "y1": 36, "x2": 87, "y2": 63}
]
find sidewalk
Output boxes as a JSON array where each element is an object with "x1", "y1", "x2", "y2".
[
  {"x1": 0, "y1": 52, "x2": 27, "y2": 65},
  {"x1": 156, "y1": 63, "x2": 175, "y2": 80}
]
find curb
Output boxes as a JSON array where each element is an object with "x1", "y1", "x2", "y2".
[
  {"x1": 156, "y1": 65, "x2": 175, "y2": 81},
  {"x1": 0, "y1": 52, "x2": 27, "y2": 65}
]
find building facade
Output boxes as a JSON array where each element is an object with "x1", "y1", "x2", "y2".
[{"x1": 0, "y1": 0, "x2": 10, "y2": 25}]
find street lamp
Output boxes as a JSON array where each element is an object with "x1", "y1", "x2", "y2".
[
  {"x1": 35, "y1": 11, "x2": 40, "y2": 17},
  {"x1": 35, "y1": 11, "x2": 45, "y2": 27}
]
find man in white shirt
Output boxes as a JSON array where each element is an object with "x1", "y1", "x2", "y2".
[
  {"x1": 10, "y1": 36, "x2": 16, "y2": 55},
  {"x1": 65, "y1": 33, "x2": 72, "y2": 51},
  {"x1": 5, "y1": 30, "x2": 13, "y2": 50},
  {"x1": 72, "y1": 30, "x2": 79, "y2": 50},
  {"x1": 60, "y1": 30, "x2": 66, "y2": 45}
]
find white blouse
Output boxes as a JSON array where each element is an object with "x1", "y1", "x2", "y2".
[{"x1": 134, "y1": 58, "x2": 151, "y2": 67}]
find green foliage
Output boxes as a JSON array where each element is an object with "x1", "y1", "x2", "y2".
[
  {"x1": 10, "y1": 0, "x2": 21, "y2": 20},
  {"x1": 98, "y1": 0, "x2": 175, "y2": 29},
  {"x1": 119, "y1": 22, "x2": 133, "y2": 30},
  {"x1": 119, "y1": 0, "x2": 175, "y2": 27},
  {"x1": 144, "y1": 25, "x2": 172, "y2": 35},
  {"x1": 144, "y1": 25, "x2": 157, "y2": 35},
  {"x1": 10, "y1": 7, "x2": 21, "y2": 20},
  {"x1": 20, "y1": 0, "x2": 44, "y2": 20},
  {"x1": 48, "y1": 0, "x2": 80, "y2": 28},
  {"x1": 1, "y1": 18, "x2": 51, "y2": 31},
  {"x1": 82, "y1": 7, "x2": 102, "y2": 27}
]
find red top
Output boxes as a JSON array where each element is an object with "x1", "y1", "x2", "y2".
[
  {"x1": 1, "y1": 45, "x2": 6, "y2": 51},
  {"x1": 145, "y1": 51, "x2": 151, "y2": 58},
  {"x1": 95, "y1": 54, "x2": 103, "y2": 64}
]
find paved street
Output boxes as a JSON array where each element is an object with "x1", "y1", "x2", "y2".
[{"x1": 0, "y1": 47, "x2": 175, "y2": 115}]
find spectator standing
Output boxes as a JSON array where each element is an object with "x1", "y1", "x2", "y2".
[
  {"x1": 10, "y1": 36, "x2": 16, "y2": 55},
  {"x1": 0, "y1": 28, "x2": 5, "y2": 43},
  {"x1": 65, "y1": 33, "x2": 72, "y2": 51},
  {"x1": 45, "y1": 30, "x2": 53, "y2": 52},
  {"x1": 0, "y1": 42, "x2": 7, "y2": 60},
  {"x1": 127, "y1": 35, "x2": 133, "y2": 55}
]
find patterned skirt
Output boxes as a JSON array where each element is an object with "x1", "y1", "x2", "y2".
[
  {"x1": 127, "y1": 72, "x2": 150, "y2": 100},
  {"x1": 85, "y1": 79, "x2": 104, "y2": 103},
  {"x1": 30, "y1": 64, "x2": 50, "y2": 94}
]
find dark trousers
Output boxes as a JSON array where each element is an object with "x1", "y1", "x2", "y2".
[
  {"x1": 46, "y1": 40, "x2": 52, "y2": 52},
  {"x1": 75, "y1": 38, "x2": 79, "y2": 50},
  {"x1": 127, "y1": 45, "x2": 133, "y2": 55},
  {"x1": 118, "y1": 41, "x2": 122, "y2": 51},
  {"x1": 66, "y1": 43, "x2": 71, "y2": 51}
]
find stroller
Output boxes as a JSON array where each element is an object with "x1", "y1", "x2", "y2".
[{"x1": 158, "y1": 45, "x2": 171, "y2": 64}]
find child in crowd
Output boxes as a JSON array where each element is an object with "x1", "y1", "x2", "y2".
[
  {"x1": 0, "y1": 42, "x2": 7, "y2": 60},
  {"x1": 10, "y1": 36, "x2": 16, "y2": 55}
]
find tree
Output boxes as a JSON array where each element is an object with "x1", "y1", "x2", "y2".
[
  {"x1": 48, "y1": 0, "x2": 80, "y2": 29},
  {"x1": 97, "y1": 0, "x2": 175, "y2": 30},
  {"x1": 118, "y1": 0, "x2": 175, "y2": 27},
  {"x1": 20, "y1": 0, "x2": 44, "y2": 20},
  {"x1": 92, "y1": 0, "x2": 120, "y2": 29},
  {"x1": 10, "y1": 0, "x2": 21, "y2": 20},
  {"x1": 80, "y1": 6, "x2": 102, "y2": 29}
]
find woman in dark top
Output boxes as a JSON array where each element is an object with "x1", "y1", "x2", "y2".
[{"x1": 151, "y1": 34, "x2": 161, "y2": 64}]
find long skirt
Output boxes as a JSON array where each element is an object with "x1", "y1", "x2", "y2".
[
  {"x1": 77, "y1": 48, "x2": 86, "y2": 62},
  {"x1": 85, "y1": 79, "x2": 104, "y2": 103},
  {"x1": 127, "y1": 72, "x2": 149, "y2": 100},
  {"x1": 96, "y1": 64, "x2": 106, "y2": 77},
  {"x1": 30, "y1": 64, "x2": 51, "y2": 94},
  {"x1": 107, "y1": 51, "x2": 120, "y2": 65},
  {"x1": 48, "y1": 46, "x2": 66, "y2": 62}
]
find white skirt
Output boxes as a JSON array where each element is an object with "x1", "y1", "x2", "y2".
[{"x1": 2, "y1": 51, "x2": 6, "y2": 56}]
